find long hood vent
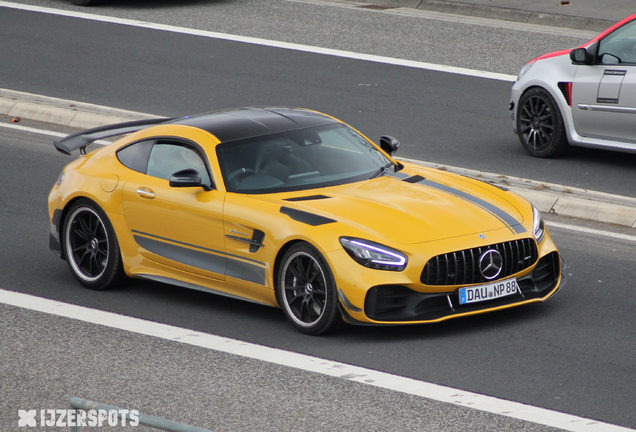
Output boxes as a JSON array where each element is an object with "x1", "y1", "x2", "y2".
[{"x1": 283, "y1": 195, "x2": 331, "y2": 202}]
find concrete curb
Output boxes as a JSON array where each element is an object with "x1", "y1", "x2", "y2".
[
  {"x1": 0, "y1": 88, "x2": 160, "y2": 130},
  {"x1": 2, "y1": 88, "x2": 635, "y2": 229},
  {"x1": 340, "y1": 0, "x2": 615, "y2": 32}
]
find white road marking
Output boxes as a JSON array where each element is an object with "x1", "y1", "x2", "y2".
[
  {"x1": 547, "y1": 221, "x2": 636, "y2": 242},
  {"x1": 0, "y1": 1, "x2": 516, "y2": 82},
  {"x1": 0, "y1": 289, "x2": 633, "y2": 432},
  {"x1": 0, "y1": 122, "x2": 110, "y2": 145},
  {"x1": 0, "y1": 121, "x2": 67, "y2": 138}
]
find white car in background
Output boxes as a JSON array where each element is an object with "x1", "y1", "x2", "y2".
[{"x1": 510, "y1": 13, "x2": 636, "y2": 157}]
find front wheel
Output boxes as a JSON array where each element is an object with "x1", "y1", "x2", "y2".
[
  {"x1": 517, "y1": 88, "x2": 569, "y2": 158},
  {"x1": 277, "y1": 243, "x2": 343, "y2": 335},
  {"x1": 63, "y1": 199, "x2": 125, "y2": 290}
]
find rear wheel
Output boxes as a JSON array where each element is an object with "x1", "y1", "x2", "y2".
[
  {"x1": 517, "y1": 88, "x2": 569, "y2": 158},
  {"x1": 63, "y1": 199, "x2": 124, "y2": 290},
  {"x1": 277, "y1": 243, "x2": 343, "y2": 335}
]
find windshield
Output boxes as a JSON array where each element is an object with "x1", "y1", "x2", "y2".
[{"x1": 217, "y1": 123, "x2": 393, "y2": 194}]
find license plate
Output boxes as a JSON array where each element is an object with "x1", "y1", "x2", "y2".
[{"x1": 458, "y1": 278, "x2": 519, "y2": 305}]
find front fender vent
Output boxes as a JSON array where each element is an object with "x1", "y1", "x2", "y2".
[{"x1": 557, "y1": 82, "x2": 572, "y2": 106}]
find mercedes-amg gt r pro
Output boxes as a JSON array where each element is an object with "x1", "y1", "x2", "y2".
[
  {"x1": 49, "y1": 107, "x2": 565, "y2": 334},
  {"x1": 510, "y1": 12, "x2": 636, "y2": 157}
]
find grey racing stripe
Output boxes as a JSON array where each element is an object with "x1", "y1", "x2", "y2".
[
  {"x1": 132, "y1": 231, "x2": 267, "y2": 286},
  {"x1": 131, "y1": 230, "x2": 264, "y2": 266},
  {"x1": 387, "y1": 171, "x2": 410, "y2": 180},
  {"x1": 226, "y1": 259, "x2": 266, "y2": 285},
  {"x1": 409, "y1": 177, "x2": 526, "y2": 234},
  {"x1": 134, "y1": 235, "x2": 227, "y2": 275}
]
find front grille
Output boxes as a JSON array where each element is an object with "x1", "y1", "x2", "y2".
[{"x1": 421, "y1": 238, "x2": 538, "y2": 286}]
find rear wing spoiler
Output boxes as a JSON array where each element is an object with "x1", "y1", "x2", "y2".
[{"x1": 54, "y1": 117, "x2": 174, "y2": 155}]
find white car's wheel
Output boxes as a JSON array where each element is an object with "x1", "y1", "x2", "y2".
[
  {"x1": 517, "y1": 88, "x2": 569, "y2": 158},
  {"x1": 277, "y1": 243, "x2": 343, "y2": 335}
]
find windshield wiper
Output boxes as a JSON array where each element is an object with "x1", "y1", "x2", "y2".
[{"x1": 370, "y1": 162, "x2": 396, "y2": 179}]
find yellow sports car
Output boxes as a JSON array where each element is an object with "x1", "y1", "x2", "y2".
[{"x1": 49, "y1": 107, "x2": 564, "y2": 334}]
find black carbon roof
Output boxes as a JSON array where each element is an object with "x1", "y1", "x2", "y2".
[{"x1": 170, "y1": 107, "x2": 340, "y2": 142}]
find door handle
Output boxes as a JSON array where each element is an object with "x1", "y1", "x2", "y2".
[{"x1": 136, "y1": 187, "x2": 156, "y2": 199}]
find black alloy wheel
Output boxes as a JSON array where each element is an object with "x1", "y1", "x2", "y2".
[
  {"x1": 517, "y1": 88, "x2": 569, "y2": 158},
  {"x1": 277, "y1": 243, "x2": 343, "y2": 335},
  {"x1": 63, "y1": 199, "x2": 124, "y2": 290}
]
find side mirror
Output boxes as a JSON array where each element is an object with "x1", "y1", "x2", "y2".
[
  {"x1": 570, "y1": 41, "x2": 598, "y2": 65},
  {"x1": 570, "y1": 48, "x2": 588, "y2": 64},
  {"x1": 380, "y1": 135, "x2": 400, "y2": 156},
  {"x1": 169, "y1": 168, "x2": 207, "y2": 189}
]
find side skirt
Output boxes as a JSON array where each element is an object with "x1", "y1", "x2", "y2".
[{"x1": 135, "y1": 273, "x2": 275, "y2": 307}]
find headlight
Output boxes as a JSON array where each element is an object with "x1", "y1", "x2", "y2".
[
  {"x1": 340, "y1": 237, "x2": 407, "y2": 271},
  {"x1": 517, "y1": 59, "x2": 536, "y2": 81},
  {"x1": 533, "y1": 206, "x2": 545, "y2": 244}
]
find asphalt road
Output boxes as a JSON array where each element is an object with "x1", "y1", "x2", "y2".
[
  {"x1": 2, "y1": 1, "x2": 636, "y2": 199},
  {"x1": 2, "y1": 1, "x2": 636, "y2": 430},
  {"x1": 2, "y1": 121, "x2": 636, "y2": 429},
  {"x1": 0, "y1": 302, "x2": 569, "y2": 432}
]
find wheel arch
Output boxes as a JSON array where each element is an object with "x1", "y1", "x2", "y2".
[
  {"x1": 516, "y1": 85, "x2": 570, "y2": 157},
  {"x1": 57, "y1": 196, "x2": 99, "y2": 261},
  {"x1": 516, "y1": 81, "x2": 576, "y2": 144},
  {"x1": 272, "y1": 239, "x2": 307, "y2": 305}
]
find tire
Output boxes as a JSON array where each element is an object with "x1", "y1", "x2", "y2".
[
  {"x1": 63, "y1": 199, "x2": 125, "y2": 290},
  {"x1": 517, "y1": 88, "x2": 569, "y2": 158},
  {"x1": 72, "y1": 0, "x2": 98, "y2": 5},
  {"x1": 277, "y1": 243, "x2": 343, "y2": 335}
]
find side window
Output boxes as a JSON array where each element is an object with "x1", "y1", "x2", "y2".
[
  {"x1": 116, "y1": 140, "x2": 154, "y2": 173},
  {"x1": 598, "y1": 20, "x2": 636, "y2": 64},
  {"x1": 146, "y1": 142, "x2": 212, "y2": 186}
]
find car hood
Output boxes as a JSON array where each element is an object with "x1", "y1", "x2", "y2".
[{"x1": 265, "y1": 172, "x2": 528, "y2": 245}]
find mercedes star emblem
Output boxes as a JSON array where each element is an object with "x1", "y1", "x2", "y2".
[{"x1": 479, "y1": 249, "x2": 503, "y2": 280}]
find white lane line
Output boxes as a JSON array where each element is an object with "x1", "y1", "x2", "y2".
[
  {"x1": 0, "y1": 289, "x2": 632, "y2": 432},
  {"x1": 0, "y1": 122, "x2": 67, "y2": 138},
  {"x1": 0, "y1": 122, "x2": 111, "y2": 145},
  {"x1": 0, "y1": 1, "x2": 515, "y2": 82},
  {"x1": 548, "y1": 221, "x2": 636, "y2": 242}
]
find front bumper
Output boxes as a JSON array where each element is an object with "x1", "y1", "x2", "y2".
[
  {"x1": 356, "y1": 251, "x2": 564, "y2": 323},
  {"x1": 330, "y1": 229, "x2": 564, "y2": 326}
]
